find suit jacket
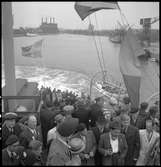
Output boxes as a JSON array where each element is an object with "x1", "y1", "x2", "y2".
[
  {"x1": 123, "y1": 125, "x2": 140, "y2": 165},
  {"x1": 19, "y1": 126, "x2": 42, "y2": 148},
  {"x1": 2, "y1": 124, "x2": 22, "y2": 149},
  {"x1": 130, "y1": 113, "x2": 147, "y2": 130},
  {"x1": 98, "y1": 132, "x2": 128, "y2": 166},
  {"x1": 136, "y1": 129, "x2": 159, "y2": 165},
  {"x1": 81, "y1": 130, "x2": 97, "y2": 165}
]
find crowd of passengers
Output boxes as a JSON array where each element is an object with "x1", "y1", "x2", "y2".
[{"x1": 2, "y1": 86, "x2": 160, "y2": 166}]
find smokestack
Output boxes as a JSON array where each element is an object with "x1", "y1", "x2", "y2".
[
  {"x1": 41, "y1": 17, "x2": 43, "y2": 24},
  {"x1": 46, "y1": 17, "x2": 47, "y2": 23},
  {"x1": 50, "y1": 17, "x2": 52, "y2": 24},
  {"x1": 53, "y1": 17, "x2": 55, "y2": 23}
]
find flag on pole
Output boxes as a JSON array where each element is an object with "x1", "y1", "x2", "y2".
[
  {"x1": 119, "y1": 28, "x2": 145, "y2": 108},
  {"x1": 21, "y1": 39, "x2": 43, "y2": 58},
  {"x1": 74, "y1": 2, "x2": 119, "y2": 20}
]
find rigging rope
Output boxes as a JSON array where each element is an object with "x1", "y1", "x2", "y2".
[
  {"x1": 94, "y1": 13, "x2": 107, "y2": 76},
  {"x1": 88, "y1": 16, "x2": 105, "y2": 81}
]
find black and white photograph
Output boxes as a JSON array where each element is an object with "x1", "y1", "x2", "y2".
[{"x1": 1, "y1": 1, "x2": 160, "y2": 166}]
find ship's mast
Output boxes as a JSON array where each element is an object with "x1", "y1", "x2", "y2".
[{"x1": 2, "y1": 2, "x2": 17, "y2": 110}]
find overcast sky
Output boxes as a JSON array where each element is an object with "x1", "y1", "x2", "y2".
[{"x1": 12, "y1": 2, "x2": 159, "y2": 30}]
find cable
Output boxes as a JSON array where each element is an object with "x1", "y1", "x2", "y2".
[{"x1": 88, "y1": 16, "x2": 105, "y2": 81}]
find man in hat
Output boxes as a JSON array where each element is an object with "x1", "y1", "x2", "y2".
[
  {"x1": 2, "y1": 112, "x2": 21, "y2": 149},
  {"x1": 120, "y1": 114, "x2": 140, "y2": 165},
  {"x1": 91, "y1": 116, "x2": 106, "y2": 165},
  {"x1": 98, "y1": 120, "x2": 128, "y2": 166},
  {"x1": 2, "y1": 135, "x2": 24, "y2": 165},
  {"x1": 19, "y1": 114, "x2": 42, "y2": 148},
  {"x1": 75, "y1": 123, "x2": 97, "y2": 165},
  {"x1": 89, "y1": 96, "x2": 104, "y2": 127},
  {"x1": 46, "y1": 117, "x2": 79, "y2": 165},
  {"x1": 120, "y1": 96, "x2": 131, "y2": 114},
  {"x1": 129, "y1": 107, "x2": 147, "y2": 129}
]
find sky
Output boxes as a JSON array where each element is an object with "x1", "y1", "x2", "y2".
[{"x1": 12, "y1": 2, "x2": 159, "y2": 30}]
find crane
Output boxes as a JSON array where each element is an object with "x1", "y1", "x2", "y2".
[{"x1": 140, "y1": 17, "x2": 159, "y2": 46}]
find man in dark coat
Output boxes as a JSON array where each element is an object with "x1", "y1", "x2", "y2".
[
  {"x1": 19, "y1": 115, "x2": 42, "y2": 148},
  {"x1": 120, "y1": 114, "x2": 140, "y2": 165},
  {"x1": 91, "y1": 116, "x2": 106, "y2": 165},
  {"x1": 98, "y1": 120, "x2": 128, "y2": 166},
  {"x1": 130, "y1": 107, "x2": 147, "y2": 129},
  {"x1": 89, "y1": 97, "x2": 104, "y2": 127},
  {"x1": 2, "y1": 135, "x2": 25, "y2": 166},
  {"x1": 72, "y1": 101, "x2": 90, "y2": 129},
  {"x1": 2, "y1": 112, "x2": 22, "y2": 149}
]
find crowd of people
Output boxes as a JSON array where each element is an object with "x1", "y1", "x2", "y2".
[{"x1": 2, "y1": 86, "x2": 160, "y2": 166}]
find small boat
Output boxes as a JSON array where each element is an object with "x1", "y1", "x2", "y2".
[
  {"x1": 109, "y1": 35, "x2": 122, "y2": 44},
  {"x1": 26, "y1": 33, "x2": 38, "y2": 37}
]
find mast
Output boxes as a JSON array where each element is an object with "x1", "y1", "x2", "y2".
[{"x1": 2, "y1": 2, "x2": 17, "y2": 111}]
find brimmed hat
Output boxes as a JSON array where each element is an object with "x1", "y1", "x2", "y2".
[
  {"x1": 57, "y1": 117, "x2": 79, "y2": 137},
  {"x1": 68, "y1": 137, "x2": 85, "y2": 154},
  {"x1": 4, "y1": 112, "x2": 17, "y2": 121},
  {"x1": 140, "y1": 102, "x2": 149, "y2": 110},
  {"x1": 6, "y1": 135, "x2": 19, "y2": 146},
  {"x1": 130, "y1": 107, "x2": 138, "y2": 114},
  {"x1": 110, "y1": 120, "x2": 121, "y2": 130},
  {"x1": 63, "y1": 105, "x2": 74, "y2": 111},
  {"x1": 54, "y1": 114, "x2": 64, "y2": 123},
  {"x1": 120, "y1": 114, "x2": 130, "y2": 122},
  {"x1": 96, "y1": 115, "x2": 106, "y2": 125}
]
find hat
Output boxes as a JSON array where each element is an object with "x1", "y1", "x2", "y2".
[
  {"x1": 68, "y1": 137, "x2": 85, "y2": 154},
  {"x1": 149, "y1": 106, "x2": 158, "y2": 115},
  {"x1": 120, "y1": 114, "x2": 130, "y2": 122},
  {"x1": 96, "y1": 115, "x2": 106, "y2": 125},
  {"x1": 130, "y1": 107, "x2": 138, "y2": 114},
  {"x1": 63, "y1": 105, "x2": 74, "y2": 112},
  {"x1": 57, "y1": 117, "x2": 79, "y2": 137},
  {"x1": 4, "y1": 112, "x2": 17, "y2": 121},
  {"x1": 54, "y1": 114, "x2": 64, "y2": 123},
  {"x1": 140, "y1": 102, "x2": 149, "y2": 110},
  {"x1": 6, "y1": 135, "x2": 19, "y2": 146},
  {"x1": 110, "y1": 120, "x2": 121, "y2": 130},
  {"x1": 123, "y1": 97, "x2": 130, "y2": 104}
]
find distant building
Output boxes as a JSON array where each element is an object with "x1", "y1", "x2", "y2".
[{"x1": 39, "y1": 17, "x2": 59, "y2": 34}]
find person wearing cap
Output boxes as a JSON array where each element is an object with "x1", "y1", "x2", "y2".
[
  {"x1": 19, "y1": 114, "x2": 42, "y2": 148},
  {"x1": 91, "y1": 116, "x2": 106, "y2": 166},
  {"x1": 46, "y1": 117, "x2": 79, "y2": 165},
  {"x1": 63, "y1": 105, "x2": 75, "y2": 118},
  {"x1": 129, "y1": 107, "x2": 146, "y2": 130},
  {"x1": 136, "y1": 119, "x2": 160, "y2": 165},
  {"x1": 74, "y1": 123, "x2": 96, "y2": 165},
  {"x1": 47, "y1": 114, "x2": 65, "y2": 147},
  {"x1": 120, "y1": 114, "x2": 140, "y2": 165},
  {"x1": 2, "y1": 112, "x2": 20, "y2": 149},
  {"x1": 2, "y1": 135, "x2": 22, "y2": 165},
  {"x1": 98, "y1": 120, "x2": 128, "y2": 165},
  {"x1": 120, "y1": 96, "x2": 131, "y2": 114},
  {"x1": 89, "y1": 96, "x2": 104, "y2": 127}
]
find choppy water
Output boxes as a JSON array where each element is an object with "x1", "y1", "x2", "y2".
[{"x1": 1, "y1": 34, "x2": 159, "y2": 97}]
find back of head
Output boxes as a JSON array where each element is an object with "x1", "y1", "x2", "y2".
[{"x1": 140, "y1": 102, "x2": 149, "y2": 110}]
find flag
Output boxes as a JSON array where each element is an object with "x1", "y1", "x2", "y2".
[
  {"x1": 21, "y1": 39, "x2": 43, "y2": 58},
  {"x1": 74, "y1": 2, "x2": 119, "y2": 20},
  {"x1": 119, "y1": 28, "x2": 145, "y2": 108}
]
